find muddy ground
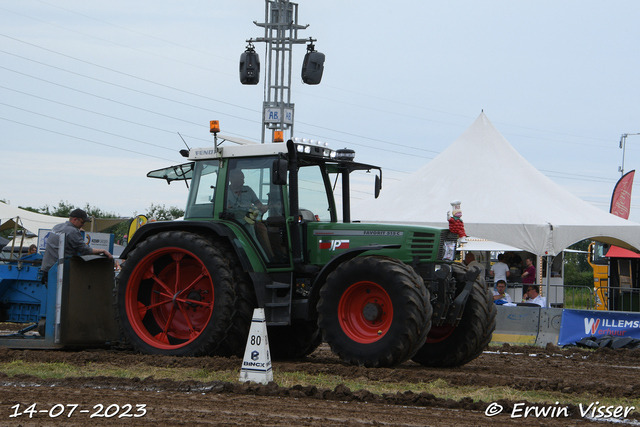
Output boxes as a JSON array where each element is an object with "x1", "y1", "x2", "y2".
[{"x1": 0, "y1": 343, "x2": 639, "y2": 426}]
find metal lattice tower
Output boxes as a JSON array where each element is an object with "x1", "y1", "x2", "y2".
[{"x1": 250, "y1": 0, "x2": 315, "y2": 144}]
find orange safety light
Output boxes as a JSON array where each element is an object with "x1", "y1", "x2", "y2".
[
  {"x1": 273, "y1": 131, "x2": 284, "y2": 142},
  {"x1": 209, "y1": 120, "x2": 220, "y2": 134}
]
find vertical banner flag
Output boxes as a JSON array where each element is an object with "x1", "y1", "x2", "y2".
[{"x1": 610, "y1": 170, "x2": 635, "y2": 219}]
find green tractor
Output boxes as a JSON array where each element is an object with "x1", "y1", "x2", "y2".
[{"x1": 116, "y1": 138, "x2": 496, "y2": 368}]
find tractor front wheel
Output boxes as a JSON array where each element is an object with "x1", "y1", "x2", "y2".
[
  {"x1": 411, "y1": 276, "x2": 496, "y2": 367},
  {"x1": 317, "y1": 256, "x2": 431, "y2": 368}
]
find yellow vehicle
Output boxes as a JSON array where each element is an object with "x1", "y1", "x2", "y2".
[
  {"x1": 589, "y1": 242, "x2": 640, "y2": 311},
  {"x1": 588, "y1": 242, "x2": 609, "y2": 310}
]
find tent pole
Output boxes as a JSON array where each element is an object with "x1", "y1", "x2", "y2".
[
  {"x1": 545, "y1": 255, "x2": 552, "y2": 308},
  {"x1": 10, "y1": 218, "x2": 18, "y2": 260}
]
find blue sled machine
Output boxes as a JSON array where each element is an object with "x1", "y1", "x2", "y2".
[{"x1": 0, "y1": 249, "x2": 119, "y2": 349}]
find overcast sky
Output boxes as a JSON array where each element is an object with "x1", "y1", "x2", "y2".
[{"x1": 2, "y1": 1, "x2": 640, "y2": 224}]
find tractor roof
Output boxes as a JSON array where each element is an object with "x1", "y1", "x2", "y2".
[{"x1": 188, "y1": 142, "x2": 288, "y2": 160}]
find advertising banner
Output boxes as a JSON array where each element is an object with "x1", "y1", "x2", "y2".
[
  {"x1": 38, "y1": 230, "x2": 114, "y2": 253},
  {"x1": 558, "y1": 309, "x2": 640, "y2": 346},
  {"x1": 610, "y1": 170, "x2": 635, "y2": 219}
]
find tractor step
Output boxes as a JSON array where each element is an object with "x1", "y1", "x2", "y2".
[
  {"x1": 265, "y1": 302, "x2": 289, "y2": 307},
  {"x1": 264, "y1": 281, "x2": 292, "y2": 324},
  {"x1": 266, "y1": 281, "x2": 290, "y2": 289}
]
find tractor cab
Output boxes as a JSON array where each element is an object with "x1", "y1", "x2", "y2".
[{"x1": 146, "y1": 139, "x2": 382, "y2": 268}]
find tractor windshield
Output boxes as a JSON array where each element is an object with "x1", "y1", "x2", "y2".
[
  {"x1": 184, "y1": 160, "x2": 220, "y2": 219},
  {"x1": 299, "y1": 164, "x2": 333, "y2": 222}
]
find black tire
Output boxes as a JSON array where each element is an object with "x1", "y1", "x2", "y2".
[
  {"x1": 213, "y1": 247, "x2": 257, "y2": 358},
  {"x1": 268, "y1": 320, "x2": 322, "y2": 359},
  {"x1": 317, "y1": 256, "x2": 431, "y2": 368},
  {"x1": 411, "y1": 276, "x2": 497, "y2": 367},
  {"x1": 115, "y1": 231, "x2": 235, "y2": 356}
]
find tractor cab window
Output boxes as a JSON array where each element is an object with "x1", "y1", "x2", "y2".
[
  {"x1": 224, "y1": 157, "x2": 287, "y2": 264},
  {"x1": 298, "y1": 165, "x2": 333, "y2": 222},
  {"x1": 185, "y1": 160, "x2": 219, "y2": 219}
]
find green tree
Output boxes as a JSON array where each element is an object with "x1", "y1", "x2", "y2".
[
  {"x1": 563, "y1": 262, "x2": 593, "y2": 288},
  {"x1": 145, "y1": 203, "x2": 184, "y2": 221},
  {"x1": 103, "y1": 220, "x2": 130, "y2": 246},
  {"x1": 564, "y1": 239, "x2": 592, "y2": 272},
  {"x1": 563, "y1": 239, "x2": 593, "y2": 287}
]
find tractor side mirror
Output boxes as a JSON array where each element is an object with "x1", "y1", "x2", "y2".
[
  {"x1": 272, "y1": 159, "x2": 288, "y2": 185},
  {"x1": 374, "y1": 175, "x2": 382, "y2": 198}
]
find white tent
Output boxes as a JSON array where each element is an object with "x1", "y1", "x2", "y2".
[
  {"x1": 0, "y1": 203, "x2": 127, "y2": 234},
  {"x1": 0, "y1": 203, "x2": 66, "y2": 233},
  {"x1": 353, "y1": 113, "x2": 640, "y2": 256}
]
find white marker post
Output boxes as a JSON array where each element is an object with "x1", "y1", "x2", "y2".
[{"x1": 239, "y1": 308, "x2": 273, "y2": 384}]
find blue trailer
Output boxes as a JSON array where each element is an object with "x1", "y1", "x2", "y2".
[{"x1": 0, "y1": 251, "x2": 119, "y2": 349}]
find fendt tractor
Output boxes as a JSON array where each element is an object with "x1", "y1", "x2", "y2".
[{"x1": 114, "y1": 137, "x2": 496, "y2": 368}]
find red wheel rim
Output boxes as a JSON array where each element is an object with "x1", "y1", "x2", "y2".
[
  {"x1": 125, "y1": 247, "x2": 214, "y2": 350},
  {"x1": 338, "y1": 281, "x2": 393, "y2": 344},
  {"x1": 426, "y1": 324, "x2": 455, "y2": 343}
]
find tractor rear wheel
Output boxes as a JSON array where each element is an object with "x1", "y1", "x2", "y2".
[
  {"x1": 212, "y1": 245, "x2": 257, "y2": 358},
  {"x1": 116, "y1": 231, "x2": 235, "y2": 356},
  {"x1": 317, "y1": 256, "x2": 431, "y2": 368},
  {"x1": 411, "y1": 275, "x2": 496, "y2": 367}
]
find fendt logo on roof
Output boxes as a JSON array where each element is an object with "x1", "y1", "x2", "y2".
[
  {"x1": 194, "y1": 149, "x2": 216, "y2": 156},
  {"x1": 319, "y1": 240, "x2": 350, "y2": 251}
]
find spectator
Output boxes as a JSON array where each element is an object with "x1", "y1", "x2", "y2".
[
  {"x1": 464, "y1": 252, "x2": 485, "y2": 278},
  {"x1": 522, "y1": 285, "x2": 546, "y2": 307},
  {"x1": 490, "y1": 254, "x2": 510, "y2": 283},
  {"x1": 28, "y1": 244, "x2": 37, "y2": 255},
  {"x1": 493, "y1": 280, "x2": 512, "y2": 304},
  {"x1": 521, "y1": 257, "x2": 536, "y2": 284}
]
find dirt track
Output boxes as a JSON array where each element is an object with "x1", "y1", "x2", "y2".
[{"x1": 0, "y1": 343, "x2": 639, "y2": 426}]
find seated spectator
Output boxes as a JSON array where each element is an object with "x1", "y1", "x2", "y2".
[
  {"x1": 493, "y1": 280, "x2": 512, "y2": 304},
  {"x1": 522, "y1": 285, "x2": 546, "y2": 307}
]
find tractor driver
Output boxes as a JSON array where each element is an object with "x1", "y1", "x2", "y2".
[
  {"x1": 41, "y1": 208, "x2": 113, "y2": 283},
  {"x1": 226, "y1": 169, "x2": 268, "y2": 218},
  {"x1": 226, "y1": 169, "x2": 273, "y2": 258}
]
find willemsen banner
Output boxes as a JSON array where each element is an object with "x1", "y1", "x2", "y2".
[{"x1": 558, "y1": 309, "x2": 640, "y2": 346}]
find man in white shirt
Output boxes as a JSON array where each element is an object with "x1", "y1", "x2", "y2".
[
  {"x1": 493, "y1": 280, "x2": 513, "y2": 304},
  {"x1": 523, "y1": 285, "x2": 547, "y2": 307},
  {"x1": 490, "y1": 254, "x2": 510, "y2": 284}
]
